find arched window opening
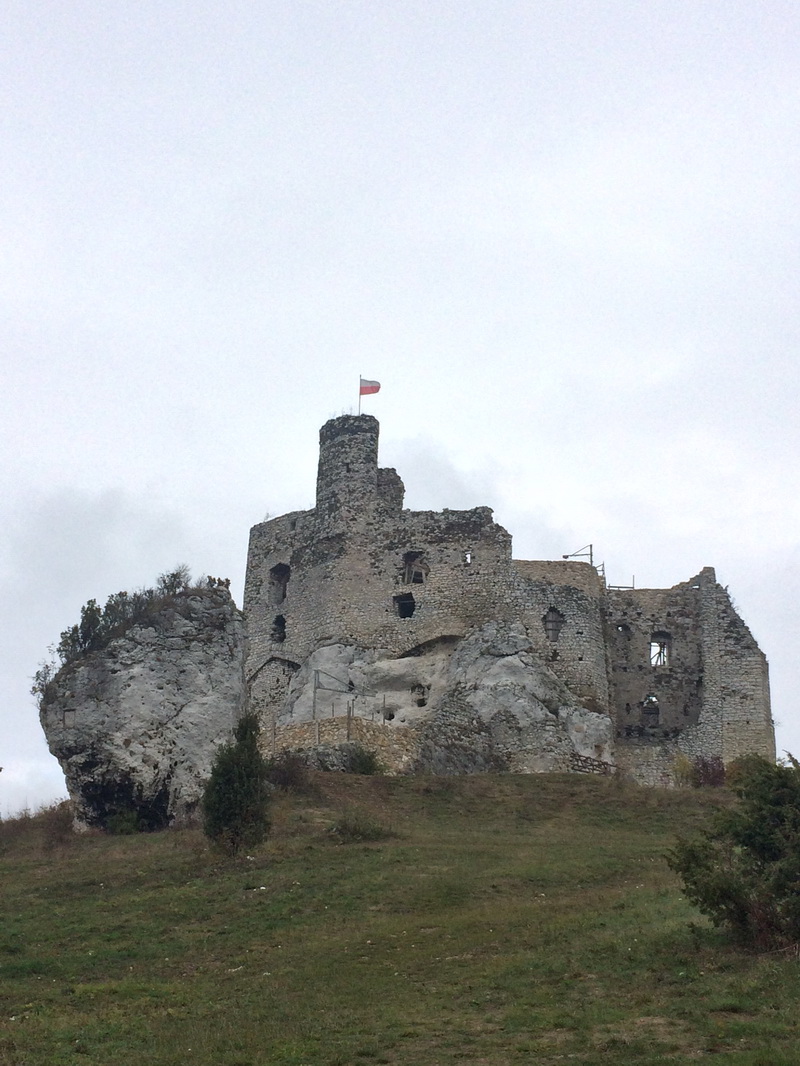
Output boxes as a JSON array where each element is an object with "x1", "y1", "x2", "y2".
[
  {"x1": 649, "y1": 632, "x2": 671, "y2": 667},
  {"x1": 393, "y1": 593, "x2": 416, "y2": 618},
  {"x1": 402, "y1": 551, "x2": 429, "y2": 585},
  {"x1": 641, "y1": 694, "x2": 660, "y2": 726},
  {"x1": 271, "y1": 615, "x2": 286, "y2": 643},
  {"x1": 269, "y1": 563, "x2": 290, "y2": 605},
  {"x1": 543, "y1": 607, "x2": 565, "y2": 643}
]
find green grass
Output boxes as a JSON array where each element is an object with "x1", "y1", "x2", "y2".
[{"x1": 2, "y1": 774, "x2": 799, "y2": 1065}]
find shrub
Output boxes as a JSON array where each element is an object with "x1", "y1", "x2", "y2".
[
  {"x1": 106, "y1": 809, "x2": 141, "y2": 835},
  {"x1": 343, "y1": 744, "x2": 383, "y2": 776},
  {"x1": 157, "y1": 565, "x2": 192, "y2": 596},
  {"x1": 690, "y1": 755, "x2": 726, "y2": 788},
  {"x1": 668, "y1": 755, "x2": 800, "y2": 948},
  {"x1": 0, "y1": 801, "x2": 74, "y2": 853},
  {"x1": 39, "y1": 801, "x2": 75, "y2": 848},
  {"x1": 673, "y1": 752, "x2": 694, "y2": 787},
  {"x1": 673, "y1": 753, "x2": 726, "y2": 788},
  {"x1": 31, "y1": 566, "x2": 211, "y2": 705},
  {"x1": 265, "y1": 750, "x2": 310, "y2": 792},
  {"x1": 203, "y1": 713, "x2": 271, "y2": 855}
]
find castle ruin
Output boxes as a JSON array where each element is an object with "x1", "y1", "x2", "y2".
[
  {"x1": 38, "y1": 412, "x2": 777, "y2": 828},
  {"x1": 244, "y1": 415, "x2": 775, "y2": 785}
]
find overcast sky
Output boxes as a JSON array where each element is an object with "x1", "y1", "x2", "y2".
[{"x1": 2, "y1": 1, "x2": 799, "y2": 815}]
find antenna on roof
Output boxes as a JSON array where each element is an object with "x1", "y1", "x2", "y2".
[{"x1": 562, "y1": 544, "x2": 593, "y2": 566}]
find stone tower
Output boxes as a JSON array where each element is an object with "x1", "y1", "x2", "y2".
[{"x1": 315, "y1": 415, "x2": 381, "y2": 522}]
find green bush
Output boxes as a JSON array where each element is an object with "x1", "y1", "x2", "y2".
[
  {"x1": 344, "y1": 744, "x2": 383, "y2": 776},
  {"x1": 265, "y1": 749, "x2": 310, "y2": 792},
  {"x1": 668, "y1": 755, "x2": 800, "y2": 948},
  {"x1": 202, "y1": 713, "x2": 271, "y2": 855},
  {"x1": 106, "y1": 809, "x2": 141, "y2": 835}
]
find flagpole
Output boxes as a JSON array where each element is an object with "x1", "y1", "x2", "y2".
[{"x1": 358, "y1": 373, "x2": 361, "y2": 416}]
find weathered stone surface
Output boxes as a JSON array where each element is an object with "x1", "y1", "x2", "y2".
[
  {"x1": 39, "y1": 588, "x2": 244, "y2": 829},
  {"x1": 270, "y1": 622, "x2": 613, "y2": 774}
]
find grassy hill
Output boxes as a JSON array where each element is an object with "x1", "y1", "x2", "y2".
[{"x1": 2, "y1": 773, "x2": 799, "y2": 1066}]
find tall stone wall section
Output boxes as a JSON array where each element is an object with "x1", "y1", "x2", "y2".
[
  {"x1": 606, "y1": 567, "x2": 774, "y2": 783},
  {"x1": 513, "y1": 561, "x2": 609, "y2": 712},
  {"x1": 696, "y1": 573, "x2": 774, "y2": 763}
]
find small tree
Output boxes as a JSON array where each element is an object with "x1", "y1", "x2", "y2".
[
  {"x1": 157, "y1": 565, "x2": 192, "y2": 596},
  {"x1": 78, "y1": 598, "x2": 104, "y2": 651},
  {"x1": 202, "y1": 713, "x2": 271, "y2": 855},
  {"x1": 668, "y1": 755, "x2": 800, "y2": 948}
]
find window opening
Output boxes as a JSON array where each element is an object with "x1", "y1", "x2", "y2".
[
  {"x1": 271, "y1": 615, "x2": 286, "y2": 643},
  {"x1": 402, "y1": 551, "x2": 429, "y2": 585},
  {"x1": 268, "y1": 563, "x2": 290, "y2": 605},
  {"x1": 393, "y1": 593, "x2": 415, "y2": 618},
  {"x1": 464, "y1": 550, "x2": 472, "y2": 564},
  {"x1": 543, "y1": 607, "x2": 565, "y2": 643},
  {"x1": 649, "y1": 632, "x2": 671, "y2": 666},
  {"x1": 641, "y1": 694, "x2": 660, "y2": 725},
  {"x1": 411, "y1": 683, "x2": 429, "y2": 707}
]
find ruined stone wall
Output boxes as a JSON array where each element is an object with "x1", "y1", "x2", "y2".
[
  {"x1": 606, "y1": 580, "x2": 705, "y2": 742},
  {"x1": 607, "y1": 567, "x2": 774, "y2": 777},
  {"x1": 694, "y1": 571, "x2": 774, "y2": 763},
  {"x1": 513, "y1": 561, "x2": 609, "y2": 711},
  {"x1": 244, "y1": 414, "x2": 774, "y2": 780},
  {"x1": 266, "y1": 717, "x2": 420, "y2": 774}
]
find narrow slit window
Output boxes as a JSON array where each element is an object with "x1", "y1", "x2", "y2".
[{"x1": 271, "y1": 615, "x2": 286, "y2": 643}]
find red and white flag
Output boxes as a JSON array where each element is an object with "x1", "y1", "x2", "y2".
[{"x1": 359, "y1": 378, "x2": 381, "y2": 396}]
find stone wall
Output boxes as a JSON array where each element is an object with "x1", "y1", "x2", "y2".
[
  {"x1": 514, "y1": 561, "x2": 609, "y2": 711},
  {"x1": 606, "y1": 566, "x2": 775, "y2": 779}
]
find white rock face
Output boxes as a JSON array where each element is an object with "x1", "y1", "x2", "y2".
[
  {"x1": 276, "y1": 621, "x2": 614, "y2": 773},
  {"x1": 39, "y1": 588, "x2": 244, "y2": 829},
  {"x1": 437, "y1": 621, "x2": 614, "y2": 771}
]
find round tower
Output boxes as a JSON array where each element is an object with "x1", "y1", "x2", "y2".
[{"x1": 315, "y1": 415, "x2": 380, "y2": 520}]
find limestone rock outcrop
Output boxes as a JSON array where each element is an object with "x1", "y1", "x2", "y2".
[
  {"x1": 39, "y1": 588, "x2": 244, "y2": 829},
  {"x1": 274, "y1": 622, "x2": 614, "y2": 773},
  {"x1": 414, "y1": 621, "x2": 613, "y2": 773}
]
